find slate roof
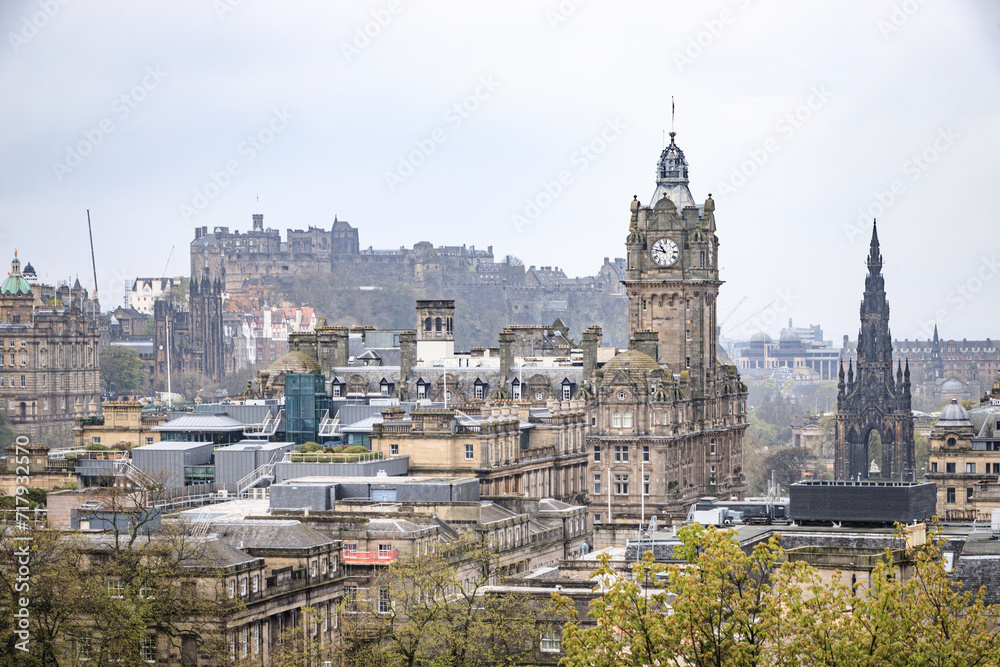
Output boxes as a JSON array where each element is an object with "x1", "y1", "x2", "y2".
[{"x1": 211, "y1": 519, "x2": 333, "y2": 550}]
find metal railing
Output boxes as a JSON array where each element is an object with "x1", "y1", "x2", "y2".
[
  {"x1": 343, "y1": 549, "x2": 398, "y2": 565},
  {"x1": 237, "y1": 452, "x2": 279, "y2": 495},
  {"x1": 112, "y1": 455, "x2": 159, "y2": 489},
  {"x1": 243, "y1": 408, "x2": 284, "y2": 437},
  {"x1": 318, "y1": 410, "x2": 340, "y2": 437}
]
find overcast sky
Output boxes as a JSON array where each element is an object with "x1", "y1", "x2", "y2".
[{"x1": 1, "y1": 1, "x2": 998, "y2": 345}]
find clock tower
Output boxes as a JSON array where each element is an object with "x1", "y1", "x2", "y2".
[{"x1": 623, "y1": 131, "x2": 720, "y2": 392}]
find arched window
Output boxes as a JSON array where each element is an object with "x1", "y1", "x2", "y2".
[
  {"x1": 424, "y1": 317, "x2": 432, "y2": 332},
  {"x1": 622, "y1": 411, "x2": 633, "y2": 428},
  {"x1": 612, "y1": 411, "x2": 622, "y2": 428},
  {"x1": 435, "y1": 317, "x2": 442, "y2": 332}
]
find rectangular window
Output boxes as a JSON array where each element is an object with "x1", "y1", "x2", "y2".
[
  {"x1": 465, "y1": 443, "x2": 474, "y2": 460},
  {"x1": 593, "y1": 474, "x2": 601, "y2": 495},
  {"x1": 946, "y1": 487, "x2": 955, "y2": 503},
  {"x1": 344, "y1": 543, "x2": 357, "y2": 553},
  {"x1": 512, "y1": 383, "x2": 521, "y2": 400},
  {"x1": 562, "y1": 385, "x2": 572, "y2": 400},
  {"x1": 685, "y1": 357, "x2": 691, "y2": 369},
  {"x1": 475, "y1": 384, "x2": 484, "y2": 399},
  {"x1": 253, "y1": 624, "x2": 260, "y2": 654},
  {"x1": 228, "y1": 580, "x2": 235, "y2": 598},
  {"x1": 76, "y1": 636, "x2": 92, "y2": 662},
  {"x1": 311, "y1": 560, "x2": 317, "y2": 577},
  {"x1": 540, "y1": 629, "x2": 562, "y2": 652},
  {"x1": 108, "y1": 580, "x2": 124, "y2": 598},
  {"x1": 967, "y1": 487, "x2": 974, "y2": 502},
  {"x1": 145, "y1": 437, "x2": 154, "y2": 445},
  {"x1": 642, "y1": 445, "x2": 649, "y2": 462},
  {"x1": 332, "y1": 384, "x2": 342, "y2": 397},
  {"x1": 946, "y1": 462, "x2": 956, "y2": 474},
  {"x1": 417, "y1": 384, "x2": 426, "y2": 399},
  {"x1": 240, "y1": 577, "x2": 247, "y2": 596},
  {"x1": 390, "y1": 443, "x2": 399, "y2": 456},
  {"x1": 614, "y1": 474, "x2": 629, "y2": 495},
  {"x1": 967, "y1": 463, "x2": 976, "y2": 474},
  {"x1": 251, "y1": 575, "x2": 259, "y2": 593},
  {"x1": 993, "y1": 463, "x2": 1000, "y2": 474},
  {"x1": 593, "y1": 445, "x2": 600, "y2": 462},
  {"x1": 19, "y1": 375, "x2": 24, "y2": 387},
  {"x1": 378, "y1": 588, "x2": 391, "y2": 613},
  {"x1": 710, "y1": 438, "x2": 717, "y2": 455},
  {"x1": 141, "y1": 634, "x2": 156, "y2": 663},
  {"x1": 930, "y1": 461, "x2": 938, "y2": 472},
  {"x1": 643, "y1": 474, "x2": 650, "y2": 496},
  {"x1": 380, "y1": 384, "x2": 390, "y2": 395}
]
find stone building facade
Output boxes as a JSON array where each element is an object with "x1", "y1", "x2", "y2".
[
  {"x1": 926, "y1": 380, "x2": 1000, "y2": 520},
  {"x1": 834, "y1": 224, "x2": 915, "y2": 481},
  {"x1": 586, "y1": 133, "x2": 748, "y2": 525},
  {"x1": 0, "y1": 253, "x2": 101, "y2": 444},
  {"x1": 151, "y1": 269, "x2": 230, "y2": 389}
]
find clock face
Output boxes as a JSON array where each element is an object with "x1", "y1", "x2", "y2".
[{"x1": 651, "y1": 238, "x2": 679, "y2": 266}]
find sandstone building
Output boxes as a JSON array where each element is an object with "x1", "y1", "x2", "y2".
[{"x1": 0, "y1": 253, "x2": 101, "y2": 444}]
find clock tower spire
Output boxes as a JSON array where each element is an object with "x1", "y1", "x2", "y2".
[{"x1": 623, "y1": 133, "x2": 721, "y2": 392}]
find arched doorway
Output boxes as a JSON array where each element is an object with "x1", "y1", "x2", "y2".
[
  {"x1": 19, "y1": 402, "x2": 26, "y2": 420},
  {"x1": 866, "y1": 429, "x2": 882, "y2": 477}
]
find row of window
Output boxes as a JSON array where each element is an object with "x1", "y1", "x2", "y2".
[
  {"x1": 931, "y1": 461, "x2": 1000, "y2": 474},
  {"x1": 76, "y1": 634, "x2": 157, "y2": 663},
  {"x1": 594, "y1": 473, "x2": 632, "y2": 495},
  {"x1": 593, "y1": 440, "x2": 718, "y2": 462},
  {"x1": 945, "y1": 487, "x2": 973, "y2": 504}
]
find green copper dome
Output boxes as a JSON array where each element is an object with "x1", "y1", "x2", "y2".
[{"x1": 1, "y1": 253, "x2": 32, "y2": 296}]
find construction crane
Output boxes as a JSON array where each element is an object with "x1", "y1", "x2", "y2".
[
  {"x1": 722, "y1": 300, "x2": 778, "y2": 338},
  {"x1": 718, "y1": 296, "x2": 748, "y2": 333},
  {"x1": 161, "y1": 245, "x2": 175, "y2": 277}
]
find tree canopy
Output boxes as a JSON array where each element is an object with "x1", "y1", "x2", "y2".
[
  {"x1": 559, "y1": 524, "x2": 1000, "y2": 667},
  {"x1": 99, "y1": 346, "x2": 148, "y2": 397}
]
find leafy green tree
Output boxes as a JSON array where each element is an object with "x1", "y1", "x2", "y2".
[
  {"x1": 760, "y1": 446, "x2": 815, "y2": 494},
  {"x1": 99, "y1": 346, "x2": 148, "y2": 397},
  {"x1": 337, "y1": 536, "x2": 539, "y2": 666}
]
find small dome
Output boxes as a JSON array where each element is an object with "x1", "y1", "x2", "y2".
[
  {"x1": 602, "y1": 348, "x2": 661, "y2": 376},
  {"x1": 941, "y1": 378, "x2": 966, "y2": 392},
  {"x1": 750, "y1": 332, "x2": 772, "y2": 343},
  {"x1": 779, "y1": 331, "x2": 801, "y2": 343},
  {"x1": 1, "y1": 253, "x2": 31, "y2": 296},
  {"x1": 936, "y1": 399, "x2": 972, "y2": 428},
  {"x1": 267, "y1": 350, "x2": 322, "y2": 375}
]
